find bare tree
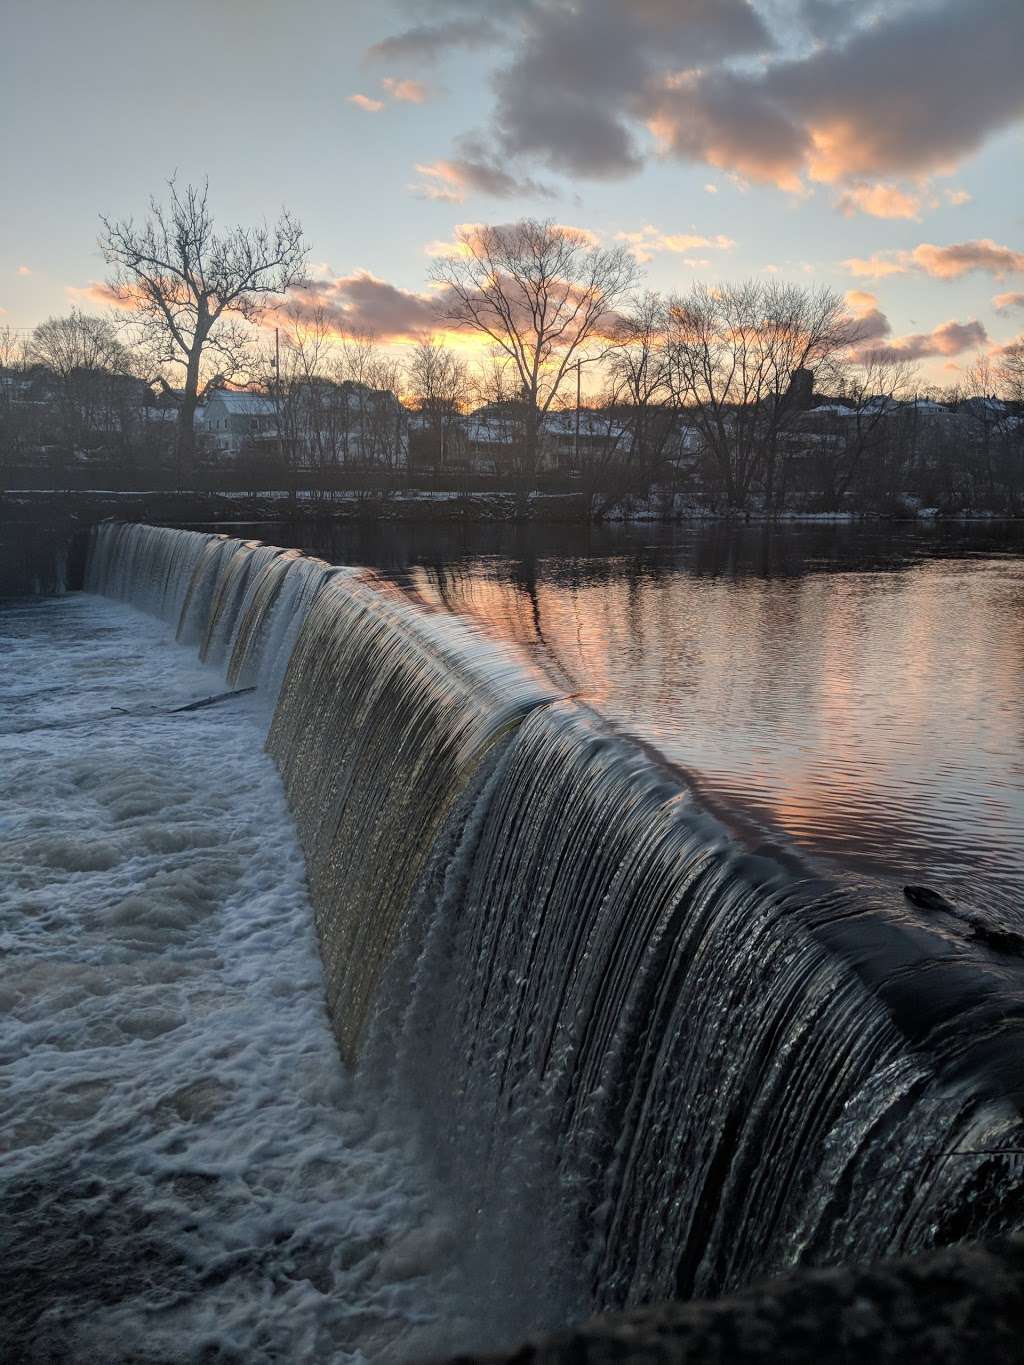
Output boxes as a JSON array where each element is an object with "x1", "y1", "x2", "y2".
[
  {"x1": 0, "y1": 326, "x2": 33, "y2": 482},
  {"x1": 998, "y1": 344, "x2": 1024, "y2": 406},
  {"x1": 29, "y1": 310, "x2": 139, "y2": 461},
  {"x1": 99, "y1": 179, "x2": 308, "y2": 481},
  {"x1": 606, "y1": 292, "x2": 675, "y2": 474},
  {"x1": 257, "y1": 304, "x2": 340, "y2": 495},
  {"x1": 29, "y1": 309, "x2": 129, "y2": 378},
  {"x1": 662, "y1": 280, "x2": 853, "y2": 508},
  {"x1": 431, "y1": 219, "x2": 638, "y2": 474},
  {"x1": 405, "y1": 339, "x2": 471, "y2": 469},
  {"x1": 811, "y1": 352, "x2": 918, "y2": 509}
]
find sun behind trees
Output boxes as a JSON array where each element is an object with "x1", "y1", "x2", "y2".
[
  {"x1": 5, "y1": 196, "x2": 1020, "y2": 510},
  {"x1": 431, "y1": 219, "x2": 639, "y2": 474},
  {"x1": 99, "y1": 180, "x2": 308, "y2": 478}
]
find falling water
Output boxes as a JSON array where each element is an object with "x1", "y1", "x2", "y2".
[{"x1": 83, "y1": 522, "x2": 1024, "y2": 1328}]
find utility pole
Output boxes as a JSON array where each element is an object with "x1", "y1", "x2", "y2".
[{"x1": 574, "y1": 357, "x2": 582, "y2": 470}]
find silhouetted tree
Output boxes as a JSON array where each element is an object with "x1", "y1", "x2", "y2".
[
  {"x1": 99, "y1": 179, "x2": 308, "y2": 482},
  {"x1": 431, "y1": 219, "x2": 637, "y2": 475}
]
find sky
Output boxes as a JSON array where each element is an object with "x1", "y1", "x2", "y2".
[{"x1": 2, "y1": 0, "x2": 1023, "y2": 385}]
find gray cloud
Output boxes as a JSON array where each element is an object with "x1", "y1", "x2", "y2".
[
  {"x1": 283, "y1": 272, "x2": 440, "y2": 340},
  {"x1": 489, "y1": 0, "x2": 772, "y2": 178},
  {"x1": 374, "y1": 0, "x2": 1024, "y2": 190},
  {"x1": 367, "y1": 17, "x2": 503, "y2": 64}
]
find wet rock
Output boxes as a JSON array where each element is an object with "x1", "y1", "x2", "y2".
[{"x1": 439, "y1": 1238, "x2": 1024, "y2": 1364}]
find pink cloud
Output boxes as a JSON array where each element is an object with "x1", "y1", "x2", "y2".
[
  {"x1": 273, "y1": 271, "x2": 441, "y2": 342},
  {"x1": 911, "y1": 240, "x2": 1024, "y2": 279},
  {"x1": 844, "y1": 239, "x2": 1024, "y2": 281},
  {"x1": 994, "y1": 292, "x2": 1024, "y2": 313},
  {"x1": 409, "y1": 155, "x2": 553, "y2": 202},
  {"x1": 381, "y1": 77, "x2": 428, "y2": 104},
  {"x1": 17, "y1": 265, "x2": 31, "y2": 276},
  {"x1": 872, "y1": 317, "x2": 988, "y2": 363},
  {"x1": 844, "y1": 289, "x2": 892, "y2": 345},
  {"x1": 347, "y1": 93, "x2": 384, "y2": 113}
]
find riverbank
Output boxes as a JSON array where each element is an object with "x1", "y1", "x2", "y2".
[{"x1": 2, "y1": 487, "x2": 1018, "y2": 596}]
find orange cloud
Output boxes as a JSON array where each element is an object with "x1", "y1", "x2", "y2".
[
  {"x1": 843, "y1": 253, "x2": 908, "y2": 279},
  {"x1": 616, "y1": 224, "x2": 734, "y2": 264},
  {"x1": 836, "y1": 182, "x2": 926, "y2": 220},
  {"x1": 994, "y1": 292, "x2": 1024, "y2": 313},
  {"x1": 17, "y1": 265, "x2": 31, "y2": 276},
  {"x1": 347, "y1": 93, "x2": 384, "y2": 112},
  {"x1": 67, "y1": 280, "x2": 137, "y2": 310}
]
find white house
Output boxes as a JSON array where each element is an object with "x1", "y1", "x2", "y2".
[{"x1": 200, "y1": 390, "x2": 277, "y2": 456}]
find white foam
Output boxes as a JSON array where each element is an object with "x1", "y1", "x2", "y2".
[{"x1": 0, "y1": 593, "x2": 454, "y2": 1363}]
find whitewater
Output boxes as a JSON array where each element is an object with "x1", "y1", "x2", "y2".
[{"x1": 0, "y1": 592, "x2": 458, "y2": 1363}]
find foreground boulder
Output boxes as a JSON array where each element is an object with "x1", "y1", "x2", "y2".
[{"x1": 441, "y1": 1237, "x2": 1024, "y2": 1364}]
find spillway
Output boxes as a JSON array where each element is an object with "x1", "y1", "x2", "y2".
[{"x1": 84, "y1": 521, "x2": 1024, "y2": 1323}]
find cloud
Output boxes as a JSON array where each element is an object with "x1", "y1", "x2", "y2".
[
  {"x1": 348, "y1": 93, "x2": 385, "y2": 112},
  {"x1": 844, "y1": 289, "x2": 892, "y2": 344},
  {"x1": 945, "y1": 188, "x2": 972, "y2": 206},
  {"x1": 844, "y1": 239, "x2": 1024, "y2": 281},
  {"x1": 770, "y1": 0, "x2": 1024, "y2": 185},
  {"x1": 615, "y1": 224, "x2": 734, "y2": 264},
  {"x1": 410, "y1": 149, "x2": 554, "y2": 202},
  {"x1": 911, "y1": 240, "x2": 1024, "y2": 279},
  {"x1": 836, "y1": 183, "x2": 926, "y2": 221},
  {"x1": 994, "y1": 292, "x2": 1024, "y2": 313},
  {"x1": 68, "y1": 280, "x2": 134, "y2": 310},
  {"x1": 410, "y1": 164, "x2": 465, "y2": 202},
  {"x1": 381, "y1": 77, "x2": 428, "y2": 103},
  {"x1": 843, "y1": 253, "x2": 909, "y2": 279},
  {"x1": 17, "y1": 265, "x2": 31, "y2": 276},
  {"x1": 496, "y1": 1, "x2": 773, "y2": 181},
  {"x1": 367, "y1": 15, "x2": 503, "y2": 64},
  {"x1": 842, "y1": 288, "x2": 985, "y2": 364},
  {"x1": 425, "y1": 219, "x2": 601, "y2": 260},
  {"x1": 278, "y1": 271, "x2": 441, "y2": 341},
  {"x1": 373, "y1": 0, "x2": 1024, "y2": 192},
  {"x1": 871, "y1": 317, "x2": 988, "y2": 363}
]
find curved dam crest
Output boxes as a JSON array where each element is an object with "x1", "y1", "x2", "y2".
[{"x1": 86, "y1": 521, "x2": 1024, "y2": 1321}]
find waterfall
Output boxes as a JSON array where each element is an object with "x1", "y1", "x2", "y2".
[{"x1": 84, "y1": 521, "x2": 1024, "y2": 1316}]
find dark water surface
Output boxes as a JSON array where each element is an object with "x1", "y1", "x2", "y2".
[{"x1": 183, "y1": 519, "x2": 1024, "y2": 918}]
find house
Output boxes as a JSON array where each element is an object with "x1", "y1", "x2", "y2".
[{"x1": 199, "y1": 390, "x2": 277, "y2": 456}]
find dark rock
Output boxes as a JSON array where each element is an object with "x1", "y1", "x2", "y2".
[
  {"x1": 436, "y1": 1238, "x2": 1024, "y2": 1364},
  {"x1": 904, "y1": 884, "x2": 955, "y2": 913}
]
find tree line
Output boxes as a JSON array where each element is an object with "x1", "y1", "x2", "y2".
[{"x1": 2, "y1": 180, "x2": 1022, "y2": 513}]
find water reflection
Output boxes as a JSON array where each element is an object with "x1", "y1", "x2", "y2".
[{"x1": 184, "y1": 520, "x2": 1024, "y2": 915}]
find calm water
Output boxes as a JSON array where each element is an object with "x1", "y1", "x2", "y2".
[{"x1": 185, "y1": 519, "x2": 1024, "y2": 918}]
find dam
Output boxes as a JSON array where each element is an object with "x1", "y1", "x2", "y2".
[{"x1": 3, "y1": 520, "x2": 1024, "y2": 1360}]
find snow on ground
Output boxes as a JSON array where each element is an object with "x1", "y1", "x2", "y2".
[{"x1": 0, "y1": 593, "x2": 453, "y2": 1364}]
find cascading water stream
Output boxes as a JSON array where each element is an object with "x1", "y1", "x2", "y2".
[{"x1": 84, "y1": 522, "x2": 1024, "y2": 1327}]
